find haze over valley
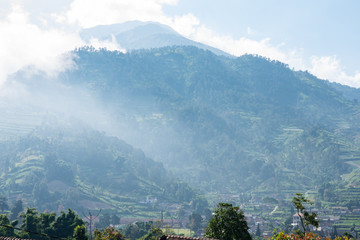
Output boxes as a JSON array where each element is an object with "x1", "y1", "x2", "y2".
[{"x1": 1, "y1": 1, "x2": 360, "y2": 237}]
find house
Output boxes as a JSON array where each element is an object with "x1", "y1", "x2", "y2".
[
  {"x1": 352, "y1": 208, "x2": 360, "y2": 214},
  {"x1": 292, "y1": 213, "x2": 303, "y2": 230},
  {"x1": 139, "y1": 196, "x2": 158, "y2": 204},
  {"x1": 331, "y1": 207, "x2": 349, "y2": 214}
]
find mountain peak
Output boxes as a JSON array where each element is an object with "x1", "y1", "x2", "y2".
[{"x1": 80, "y1": 21, "x2": 230, "y2": 56}]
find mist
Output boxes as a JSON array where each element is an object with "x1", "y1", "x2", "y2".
[{"x1": 0, "y1": 55, "x2": 184, "y2": 171}]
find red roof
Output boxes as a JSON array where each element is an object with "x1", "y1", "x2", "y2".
[{"x1": 166, "y1": 235, "x2": 216, "y2": 240}]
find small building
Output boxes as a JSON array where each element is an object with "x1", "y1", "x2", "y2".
[{"x1": 292, "y1": 213, "x2": 304, "y2": 231}]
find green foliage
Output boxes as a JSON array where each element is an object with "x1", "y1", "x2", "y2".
[
  {"x1": 138, "y1": 227, "x2": 164, "y2": 240},
  {"x1": 19, "y1": 208, "x2": 39, "y2": 239},
  {"x1": 0, "y1": 214, "x2": 17, "y2": 237},
  {"x1": 123, "y1": 221, "x2": 154, "y2": 240},
  {"x1": 64, "y1": 46, "x2": 360, "y2": 195},
  {"x1": 52, "y1": 209, "x2": 85, "y2": 238},
  {"x1": 16, "y1": 207, "x2": 84, "y2": 239},
  {"x1": 73, "y1": 225, "x2": 88, "y2": 240},
  {"x1": 256, "y1": 223, "x2": 261, "y2": 237},
  {"x1": 96, "y1": 213, "x2": 111, "y2": 229},
  {"x1": 205, "y1": 203, "x2": 251, "y2": 240},
  {"x1": 0, "y1": 125, "x2": 200, "y2": 214},
  {"x1": 110, "y1": 213, "x2": 120, "y2": 225},
  {"x1": 292, "y1": 193, "x2": 319, "y2": 234},
  {"x1": 94, "y1": 226, "x2": 125, "y2": 240},
  {"x1": 188, "y1": 212, "x2": 202, "y2": 232},
  {"x1": 10, "y1": 199, "x2": 23, "y2": 221},
  {"x1": 0, "y1": 196, "x2": 9, "y2": 213}
]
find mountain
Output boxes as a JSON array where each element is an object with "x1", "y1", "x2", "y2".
[
  {"x1": 80, "y1": 21, "x2": 230, "y2": 56},
  {"x1": 54, "y1": 46, "x2": 360, "y2": 197},
  {"x1": 3, "y1": 39, "x2": 360, "y2": 211}
]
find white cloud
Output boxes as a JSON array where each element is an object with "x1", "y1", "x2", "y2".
[
  {"x1": 167, "y1": 16, "x2": 292, "y2": 63},
  {"x1": 57, "y1": 0, "x2": 177, "y2": 28},
  {"x1": 2, "y1": 0, "x2": 359, "y2": 89},
  {"x1": 0, "y1": 4, "x2": 83, "y2": 86},
  {"x1": 88, "y1": 35, "x2": 126, "y2": 52},
  {"x1": 53, "y1": 0, "x2": 312, "y2": 78},
  {"x1": 169, "y1": 13, "x2": 200, "y2": 36},
  {"x1": 168, "y1": 14, "x2": 360, "y2": 87},
  {"x1": 310, "y1": 55, "x2": 360, "y2": 88}
]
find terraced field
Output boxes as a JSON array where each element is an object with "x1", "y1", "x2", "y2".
[{"x1": 0, "y1": 107, "x2": 45, "y2": 139}]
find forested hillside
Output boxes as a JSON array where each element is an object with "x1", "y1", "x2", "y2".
[
  {"x1": 54, "y1": 46, "x2": 360, "y2": 194},
  {"x1": 0, "y1": 120, "x2": 199, "y2": 215}
]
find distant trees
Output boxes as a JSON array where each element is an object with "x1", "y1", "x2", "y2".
[
  {"x1": 188, "y1": 212, "x2": 202, "y2": 233},
  {"x1": 0, "y1": 196, "x2": 9, "y2": 213},
  {"x1": 0, "y1": 214, "x2": 17, "y2": 237},
  {"x1": 19, "y1": 208, "x2": 39, "y2": 239},
  {"x1": 10, "y1": 199, "x2": 23, "y2": 221},
  {"x1": 111, "y1": 213, "x2": 120, "y2": 226},
  {"x1": 73, "y1": 225, "x2": 88, "y2": 240},
  {"x1": 123, "y1": 221, "x2": 154, "y2": 240},
  {"x1": 205, "y1": 203, "x2": 251, "y2": 240},
  {"x1": 96, "y1": 213, "x2": 111, "y2": 229},
  {"x1": 52, "y1": 208, "x2": 84, "y2": 238},
  {"x1": 255, "y1": 223, "x2": 261, "y2": 237},
  {"x1": 94, "y1": 226, "x2": 125, "y2": 240}
]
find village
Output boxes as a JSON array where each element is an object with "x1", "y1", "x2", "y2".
[{"x1": 110, "y1": 193, "x2": 360, "y2": 238}]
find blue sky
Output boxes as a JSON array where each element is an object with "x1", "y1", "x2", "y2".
[
  {"x1": 0, "y1": 0, "x2": 359, "y2": 87},
  {"x1": 163, "y1": 0, "x2": 360, "y2": 85}
]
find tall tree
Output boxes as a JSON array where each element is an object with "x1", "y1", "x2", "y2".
[
  {"x1": 39, "y1": 212, "x2": 56, "y2": 238},
  {"x1": 10, "y1": 199, "x2": 23, "y2": 221},
  {"x1": 255, "y1": 223, "x2": 261, "y2": 237},
  {"x1": 0, "y1": 214, "x2": 18, "y2": 237},
  {"x1": 291, "y1": 193, "x2": 319, "y2": 234},
  {"x1": 52, "y1": 209, "x2": 85, "y2": 238},
  {"x1": 19, "y1": 208, "x2": 39, "y2": 239},
  {"x1": 111, "y1": 213, "x2": 120, "y2": 226},
  {"x1": 205, "y1": 203, "x2": 251, "y2": 240},
  {"x1": 0, "y1": 196, "x2": 9, "y2": 213},
  {"x1": 74, "y1": 225, "x2": 88, "y2": 240},
  {"x1": 189, "y1": 212, "x2": 202, "y2": 233},
  {"x1": 96, "y1": 213, "x2": 111, "y2": 229}
]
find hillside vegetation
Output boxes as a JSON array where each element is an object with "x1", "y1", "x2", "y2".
[
  {"x1": 2, "y1": 45, "x2": 360, "y2": 214},
  {"x1": 57, "y1": 46, "x2": 360, "y2": 195},
  {"x1": 0, "y1": 121, "x2": 198, "y2": 215}
]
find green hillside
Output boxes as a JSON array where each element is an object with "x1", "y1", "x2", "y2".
[
  {"x1": 0, "y1": 121, "x2": 199, "y2": 216},
  {"x1": 59, "y1": 46, "x2": 360, "y2": 196}
]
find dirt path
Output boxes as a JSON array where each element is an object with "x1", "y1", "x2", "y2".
[
  {"x1": 270, "y1": 205, "x2": 278, "y2": 215},
  {"x1": 346, "y1": 161, "x2": 360, "y2": 169}
]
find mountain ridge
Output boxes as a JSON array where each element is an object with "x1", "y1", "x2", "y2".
[{"x1": 80, "y1": 21, "x2": 231, "y2": 56}]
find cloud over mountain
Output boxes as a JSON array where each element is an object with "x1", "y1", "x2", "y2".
[
  {"x1": 1, "y1": 0, "x2": 359, "y2": 87},
  {"x1": 0, "y1": 5, "x2": 81, "y2": 86}
]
